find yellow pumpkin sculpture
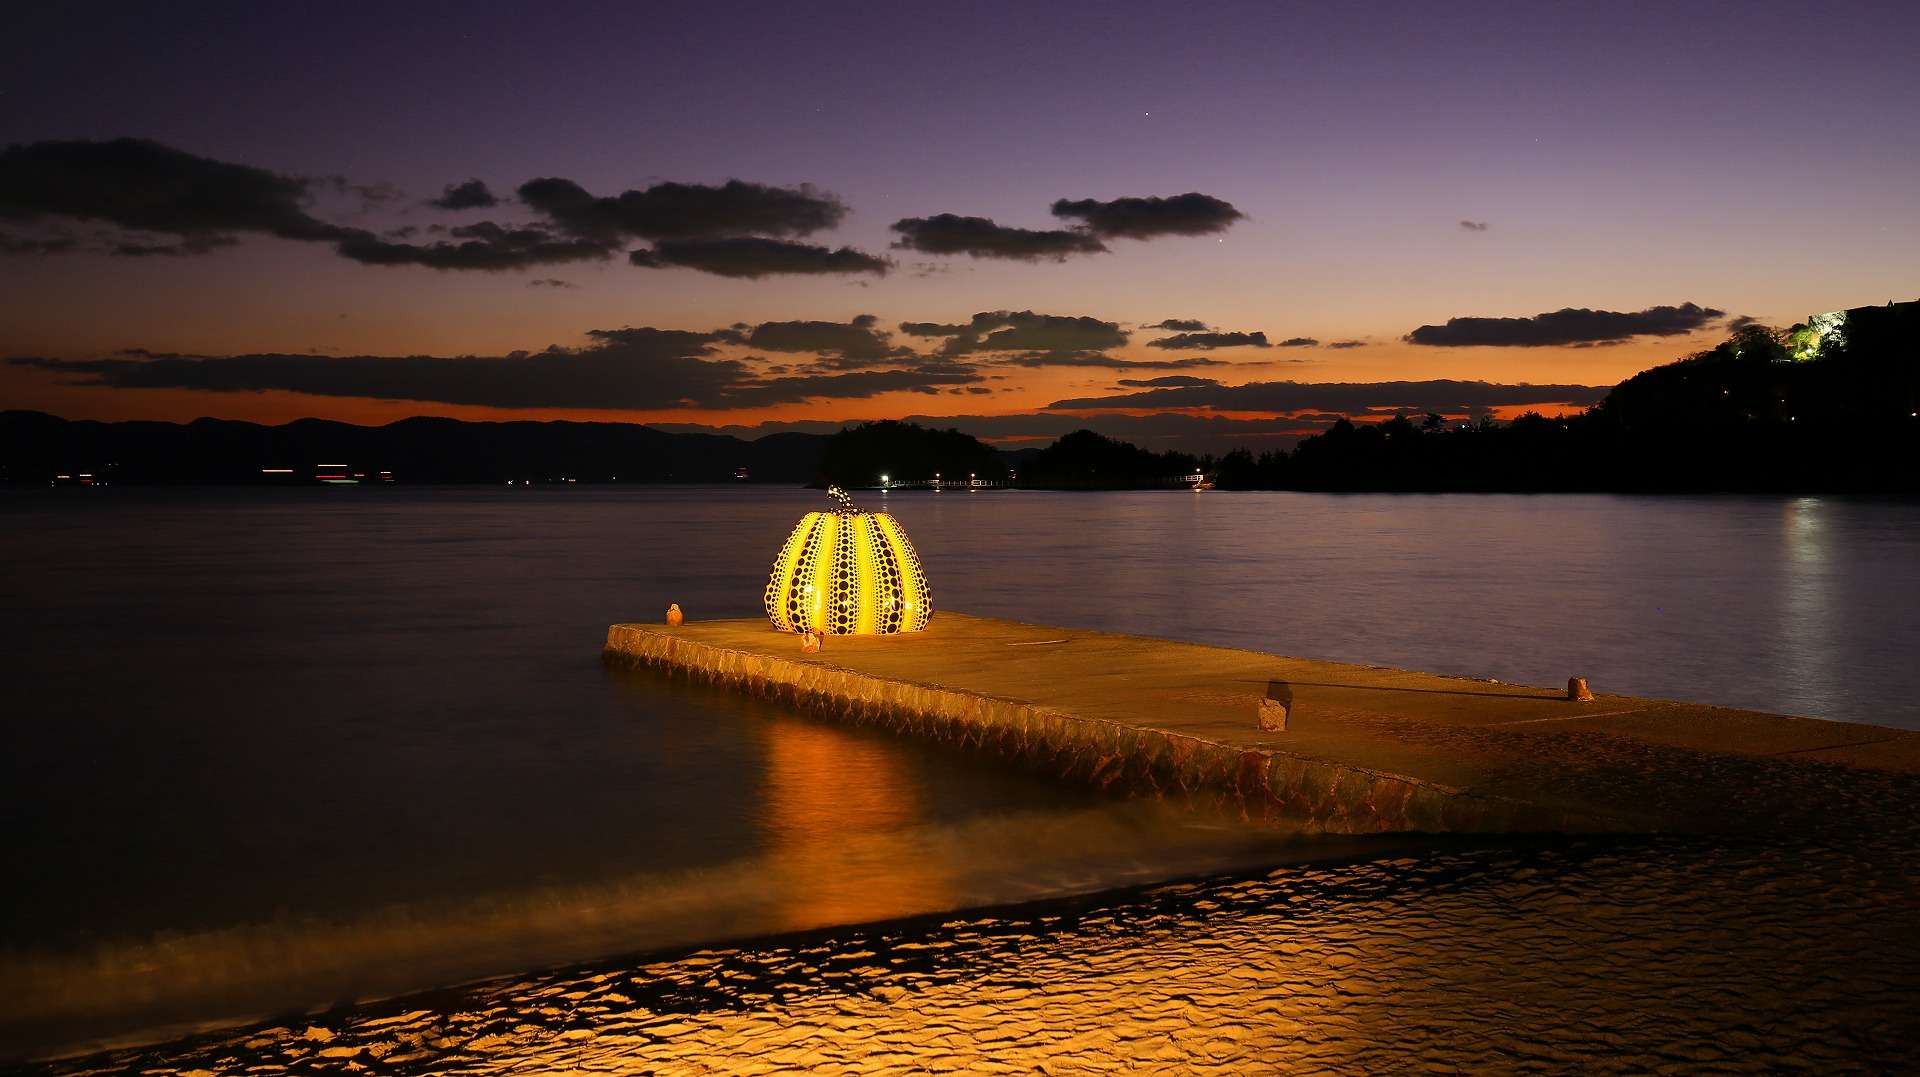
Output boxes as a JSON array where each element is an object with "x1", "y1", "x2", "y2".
[{"x1": 764, "y1": 486, "x2": 932, "y2": 634}]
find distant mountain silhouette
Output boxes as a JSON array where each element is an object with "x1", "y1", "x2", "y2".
[{"x1": 0, "y1": 412, "x2": 829, "y2": 485}]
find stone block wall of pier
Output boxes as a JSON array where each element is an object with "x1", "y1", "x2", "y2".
[{"x1": 604, "y1": 625, "x2": 1607, "y2": 835}]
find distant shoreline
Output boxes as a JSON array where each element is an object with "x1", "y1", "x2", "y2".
[{"x1": 10, "y1": 481, "x2": 1919, "y2": 500}]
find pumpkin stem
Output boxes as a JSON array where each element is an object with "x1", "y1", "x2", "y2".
[{"x1": 825, "y1": 485, "x2": 860, "y2": 512}]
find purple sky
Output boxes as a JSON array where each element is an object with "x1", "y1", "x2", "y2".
[{"x1": 3, "y1": 0, "x2": 1917, "y2": 450}]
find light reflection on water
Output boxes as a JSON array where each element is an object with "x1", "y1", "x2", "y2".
[
  {"x1": 758, "y1": 716, "x2": 950, "y2": 927},
  {"x1": 1781, "y1": 497, "x2": 1841, "y2": 713},
  {"x1": 3, "y1": 487, "x2": 1918, "y2": 1067}
]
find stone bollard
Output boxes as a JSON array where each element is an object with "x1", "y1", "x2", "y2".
[
  {"x1": 801, "y1": 630, "x2": 822, "y2": 654},
  {"x1": 666, "y1": 603, "x2": 684, "y2": 627},
  {"x1": 1260, "y1": 680, "x2": 1292, "y2": 731},
  {"x1": 1567, "y1": 676, "x2": 1595, "y2": 702}
]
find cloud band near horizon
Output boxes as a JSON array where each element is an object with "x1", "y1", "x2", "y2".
[{"x1": 1405, "y1": 303, "x2": 1726, "y2": 347}]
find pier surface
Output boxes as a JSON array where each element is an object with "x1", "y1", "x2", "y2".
[{"x1": 606, "y1": 614, "x2": 1920, "y2": 834}]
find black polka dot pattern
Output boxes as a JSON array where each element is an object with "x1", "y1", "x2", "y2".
[{"x1": 763, "y1": 499, "x2": 930, "y2": 634}]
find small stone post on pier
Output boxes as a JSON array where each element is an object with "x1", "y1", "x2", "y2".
[{"x1": 1260, "y1": 680, "x2": 1292, "y2": 731}]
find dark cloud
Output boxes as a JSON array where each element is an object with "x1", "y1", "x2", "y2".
[
  {"x1": 0, "y1": 139, "x2": 882, "y2": 280},
  {"x1": 1049, "y1": 192, "x2": 1244, "y2": 239},
  {"x1": 708, "y1": 367, "x2": 983, "y2": 408},
  {"x1": 1116, "y1": 375, "x2": 1221, "y2": 388},
  {"x1": 528, "y1": 278, "x2": 575, "y2": 288},
  {"x1": 1727, "y1": 314, "x2": 1761, "y2": 331},
  {"x1": 1146, "y1": 330, "x2": 1270, "y2": 349},
  {"x1": 742, "y1": 314, "x2": 912, "y2": 367},
  {"x1": 0, "y1": 225, "x2": 247, "y2": 259},
  {"x1": 429, "y1": 179, "x2": 499, "y2": 210},
  {"x1": 12, "y1": 337, "x2": 735, "y2": 410},
  {"x1": 580, "y1": 326, "x2": 741, "y2": 352},
  {"x1": 1459, "y1": 219, "x2": 1490, "y2": 232},
  {"x1": 660, "y1": 411, "x2": 1350, "y2": 456},
  {"x1": 0, "y1": 137, "x2": 351, "y2": 245},
  {"x1": 1326, "y1": 340, "x2": 1366, "y2": 349},
  {"x1": 112, "y1": 235, "x2": 240, "y2": 257},
  {"x1": 0, "y1": 231, "x2": 79, "y2": 254},
  {"x1": 10, "y1": 324, "x2": 977, "y2": 410},
  {"x1": 1277, "y1": 337, "x2": 1319, "y2": 347},
  {"x1": 0, "y1": 139, "x2": 627, "y2": 271},
  {"x1": 915, "y1": 310, "x2": 1129, "y2": 357},
  {"x1": 336, "y1": 221, "x2": 613, "y2": 270},
  {"x1": 628, "y1": 236, "x2": 889, "y2": 278},
  {"x1": 1148, "y1": 318, "x2": 1209, "y2": 331},
  {"x1": 889, "y1": 214, "x2": 1107, "y2": 260},
  {"x1": 898, "y1": 320, "x2": 970, "y2": 337},
  {"x1": 1002, "y1": 354, "x2": 1223, "y2": 370},
  {"x1": 894, "y1": 192, "x2": 1242, "y2": 261},
  {"x1": 519, "y1": 177, "x2": 846, "y2": 242},
  {"x1": 1046, "y1": 378, "x2": 1610, "y2": 413},
  {"x1": 325, "y1": 177, "x2": 404, "y2": 208},
  {"x1": 1405, "y1": 302, "x2": 1727, "y2": 347}
]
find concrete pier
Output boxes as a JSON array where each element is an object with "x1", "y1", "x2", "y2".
[{"x1": 605, "y1": 614, "x2": 1920, "y2": 835}]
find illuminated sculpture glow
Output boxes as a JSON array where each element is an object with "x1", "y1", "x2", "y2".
[{"x1": 764, "y1": 486, "x2": 932, "y2": 634}]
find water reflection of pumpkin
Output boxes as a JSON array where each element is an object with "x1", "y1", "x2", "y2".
[{"x1": 756, "y1": 717, "x2": 955, "y2": 930}]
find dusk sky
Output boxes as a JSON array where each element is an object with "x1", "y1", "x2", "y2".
[{"x1": 4, "y1": 0, "x2": 1917, "y2": 451}]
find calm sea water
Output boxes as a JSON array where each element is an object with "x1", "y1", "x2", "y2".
[{"x1": 3, "y1": 487, "x2": 1917, "y2": 1067}]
